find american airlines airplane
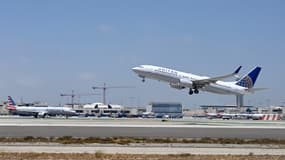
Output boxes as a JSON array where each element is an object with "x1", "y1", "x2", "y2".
[
  {"x1": 7, "y1": 96, "x2": 77, "y2": 118},
  {"x1": 132, "y1": 65, "x2": 263, "y2": 105}
]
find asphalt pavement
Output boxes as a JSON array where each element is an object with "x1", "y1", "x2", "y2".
[{"x1": 0, "y1": 117, "x2": 285, "y2": 139}]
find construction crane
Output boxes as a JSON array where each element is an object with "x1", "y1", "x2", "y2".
[
  {"x1": 92, "y1": 83, "x2": 134, "y2": 104},
  {"x1": 60, "y1": 90, "x2": 100, "y2": 108}
]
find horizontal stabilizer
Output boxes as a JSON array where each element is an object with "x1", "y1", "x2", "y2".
[{"x1": 246, "y1": 88, "x2": 267, "y2": 93}]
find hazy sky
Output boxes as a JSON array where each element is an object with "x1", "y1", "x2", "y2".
[{"x1": 0, "y1": 0, "x2": 284, "y2": 107}]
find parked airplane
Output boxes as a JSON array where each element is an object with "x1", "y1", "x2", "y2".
[
  {"x1": 132, "y1": 65, "x2": 263, "y2": 107},
  {"x1": 206, "y1": 112, "x2": 264, "y2": 120},
  {"x1": 7, "y1": 96, "x2": 77, "y2": 118}
]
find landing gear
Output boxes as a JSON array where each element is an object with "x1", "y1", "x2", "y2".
[
  {"x1": 189, "y1": 89, "x2": 193, "y2": 95},
  {"x1": 194, "y1": 88, "x2": 199, "y2": 94},
  {"x1": 189, "y1": 88, "x2": 199, "y2": 95}
]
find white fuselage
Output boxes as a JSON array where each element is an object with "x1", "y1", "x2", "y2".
[
  {"x1": 12, "y1": 106, "x2": 77, "y2": 117},
  {"x1": 133, "y1": 65, "x2": 248, "y2": 95}
]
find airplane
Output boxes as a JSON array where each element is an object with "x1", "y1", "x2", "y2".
[
  {"x1": 132, "y1": 65, "x2": 263, "y2": 107},
  {"x1": 206, "y1": 112, "x2": 264, "y2": 120},
  {"x1": 7, "y1": 96, "x2": 78, "y2": 118}
]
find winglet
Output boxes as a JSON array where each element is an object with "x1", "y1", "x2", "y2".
[{"x1": 234, "y1": 66, "x2": 242, "y2": 74}]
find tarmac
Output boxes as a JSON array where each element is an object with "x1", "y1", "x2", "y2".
[{"x1": 0, "y1": 117, "x2": 285, "y2": 139}]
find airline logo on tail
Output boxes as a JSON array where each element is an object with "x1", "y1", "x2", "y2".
[
  {"x1": 7, "y1": 96, "x2": 16, "y2": 110},
  {"x1": 236, "y1": 67, "x2": 261, "y2": 88}
]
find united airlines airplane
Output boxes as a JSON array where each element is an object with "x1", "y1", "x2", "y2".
[
  {"x1": 132, "y1": 65, "x2": 263, "y2": 107},
  {"x1": 7, "y1": 96, "x2": 77, "y2": 118}
]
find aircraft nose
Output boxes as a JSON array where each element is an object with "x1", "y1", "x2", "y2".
[{"x1": 132, "y1": 67, "x2": 142, "y2": 73}]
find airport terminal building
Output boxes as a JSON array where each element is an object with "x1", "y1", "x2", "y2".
[
  {"x1": 72, "y1": 103, "x2": 125, "y2": 117},
  {"x1": 147, "y1": 102, "x2": 183, "y2": 118}
]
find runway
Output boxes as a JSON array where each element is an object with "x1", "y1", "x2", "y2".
[{"x1": 1, "y1": 117, "x2": 285, "y2": 139}]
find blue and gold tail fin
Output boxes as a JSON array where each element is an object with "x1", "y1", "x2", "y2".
[{"x1": 236, "y1": 67, "x2": 261, "y2": 88}]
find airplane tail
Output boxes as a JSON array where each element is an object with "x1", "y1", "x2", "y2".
[
  {"x1": 235, "y1": 67, "x2": 261, "y2": 88},
  {"x1": 7, "y1": 96, "x2": 17, "y2": 110}
]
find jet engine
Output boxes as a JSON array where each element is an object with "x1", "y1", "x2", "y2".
[
  {"x1": 170, "y1": 83, "x2": 185, "y2": 90},
  {"x1": 179, "y1": 78, "x2": 193, "y2": 88}
]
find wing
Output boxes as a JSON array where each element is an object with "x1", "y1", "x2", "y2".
[{"x1": 192, "y1": 66, "x2": 242, "y2": 88}]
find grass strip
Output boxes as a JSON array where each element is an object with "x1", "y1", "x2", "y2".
[{"x1": 0, "y1": 136, "x2": 285, "y2": 145}]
